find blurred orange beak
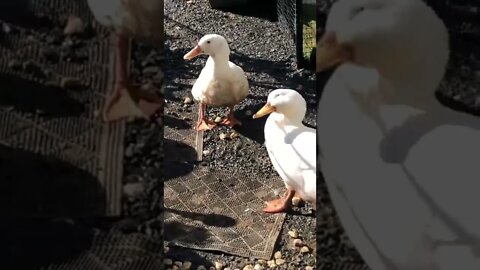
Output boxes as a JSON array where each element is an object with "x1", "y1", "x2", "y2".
[
  {"x1": 183, "y1": 45, "x2": 202, "y2": 60},
  {"x1": 317, "y1": 31, "x2": 352, "y2": 72},
  {"x1": 252, "y1": 103, "x2": 276, "y2": 119}
]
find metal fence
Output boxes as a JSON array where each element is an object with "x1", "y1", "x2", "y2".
[{"x1": 277, "y1": 0, "x2": 316, "y2": 69}]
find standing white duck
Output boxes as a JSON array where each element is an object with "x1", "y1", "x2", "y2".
[
  {"x1": 184, "y1": 34, "x2": 249, "y2": 131},
  {"x1": 318, "y1": 0, "x2": 480, "y2": 270},
  {"x1": 87, "y1": 0, "x2": 164, "y2": 122},
  {"x1": 253, "y1": 89, "x2": 316, "y2": 213}
]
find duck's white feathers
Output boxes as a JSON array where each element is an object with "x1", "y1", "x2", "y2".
[
  {"x1": 265, "y1": 113, "x2": 316, "y2": 204},
  {"x1": 192, "y1": 57, "x2": 249, "y2": 107},
  {"x1": 87, "y1": 0, "x2": 163, "y2": 45}
]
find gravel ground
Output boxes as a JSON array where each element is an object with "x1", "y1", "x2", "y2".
[{"x1": 161, "y1": 0, "x2": 323, "y2": 269}]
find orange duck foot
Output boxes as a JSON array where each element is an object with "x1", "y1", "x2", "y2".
[{"x1": 103, "y1": 86, "x2": 163, "y2": 122}]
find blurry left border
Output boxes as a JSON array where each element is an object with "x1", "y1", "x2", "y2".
[{"x1": 0, "y1": 0, "x2": 165, "y2": 269}]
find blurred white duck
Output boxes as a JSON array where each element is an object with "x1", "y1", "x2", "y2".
[
  {"x1": 253, "y1": 89, "x2": 316, "y2": 213},
  {"x1": 184, "y1": 34, "x2": 249, "y2": 131},
  {"x1": 87, "y1": 0, "x2": 163, "y2": 122},
  {"x1": 318, "y1": 0, "x2": 480, "y2": 269}
]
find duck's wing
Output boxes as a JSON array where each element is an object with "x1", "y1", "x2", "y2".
[
  {"x1": 402, "y1": 109, "x2": 480, "y2": 269},
  {"x1": 289, "y1": 127, "x2": 316, "y2": 171},
  {"x1": 405, "y1": 110, "x2": 480, "y2": 237}
]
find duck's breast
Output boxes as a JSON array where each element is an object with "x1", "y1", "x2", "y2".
[
  {"x1": 192, "y1": 62, "x2": 249, "y2": 107},
  {"x1": 264, "y1": 117, "x2": 312, "y2": 193}
]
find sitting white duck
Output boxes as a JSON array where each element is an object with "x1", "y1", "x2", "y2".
[
  {"x1": 184, "y1": 34, "x2": 249, "y2": 131},
  {"x1": 87, "y1": 0, "x2": 164, "y2": 122},
  {"x1": 253, "y1": 89, "x2": 316, "y2": 213},
  {"x1": 318, "y1": 0, "x2": 480, "y2": 269}
]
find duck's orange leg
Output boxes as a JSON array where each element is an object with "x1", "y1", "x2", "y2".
[
  {"x1": 102, "y1": 34, "x2": 162, "y2": 122},
  {"x1": 221, "y1": 106, "x2": 242, "y2": 127},
  {"x1": 196, "y1": 103, "x2": 216, "y2": 131},
  {"x1": 263, "y1": 188, "x2": 295, "y2": 213}
]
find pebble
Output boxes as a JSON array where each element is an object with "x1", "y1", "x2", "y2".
[
  {"x1": 219, "y1": 133, "x2": 228, "y2": 140},
  {"x1": 164, "y1": 246, "x2": 170, "y2": 253},
  {"x1": 257, "y1": 260, "x2": 266, "y2": 266},
  {"x1": 164, "y1": 259, "x2": 173, "y2": 266},
  {"x1": 215, "y1": 261, "x2": 224, "y2": 270},
  {"x1": 242, "y1": 265, "x2": 254, "y2": 270},
  {"x1": 275, "y1": 259, "x2": 285, "y2": 266},
  {"x1": 214, "y1": 116, "x2": 222, "y2": 123},
  {"x1": 300, "y1": 246, "x2": 310, "y2": 253},
  {"x1": 203, "y1": 150, "x2": 211, "y2": 155},
  {"x1": 182, "y1": 261, "x2": 192, "y2": 269},
  {"x1": 293, "y1": 239, "x2": 303, "y2": 247},
  {"x1": 123, "y1": 183, "x2": 145, "y2": 198},
  {"x1": 64, "y1": 15, "x2": 84, "y2": 35},
  {"x1": 266, "y1": 260, "x2": 276, "y2": 268},
  {"x1": 273, "y1": 251, "x2": 282, "y2": 259},
  {"x1": 184, "y1": 96, "x2": 193, "y2": 104},
  {"x1": 305, "y1": 267, "x2": 314, "y2": 270},
  {"x1": 8, "y1": 60, "x2": 22, "y2": 69},
  {"x1": 60, "y1": 77, "x2": 83, "y2": 90},
  {"x1": 292, "y1": 197, "x2": 301, "y2": 206},
  {"x1": 174, "y1": 261, "x2": 183, "y2": 267},
  {"x1": 253, "y1": 264, "x2": 264, "y2": 270},
  {"x1": 287, "y1": 230, "x2": 298, "y2": 238},
  {"x1": 230, "y1": 132, "x2": 239, "y2": 139}
]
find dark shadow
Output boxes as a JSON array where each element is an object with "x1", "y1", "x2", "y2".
[
  {"x1": 164, "y1": 221, "x2": 212, "y2": 267},
  {"x1": 0, "y1": 218, "x2": 94, "y2": 269},
  {"x1": 164, "y1": 138, "x2": 199, "y2": 165},
  {"x1": 164, "y1": 220, "x2": 209, "y2": 243},
  {"x1": 0, "y1": 73, "x2": 84, "y2": 117},
  {"x1": 165, "y1": 114, "x2": 193, "y2": 130},
  {"x1": 0, "y1": 144, "x2": 106, "y2": 218},
  {"x1": 0, "y1": 0, "x2": 54, "y2": 30},
  {"x1": 232, "y1": 104, "x2": 268, "y2": 144},
  {"x1": 165, "y1": 207, "x2": 236, "y2": 228},
  {"x1": 163, "y1": 160, "x2": 196, "y2": 181},
  {"x1": 210, "y1": 0, "x2": 278, "y2": 21}
]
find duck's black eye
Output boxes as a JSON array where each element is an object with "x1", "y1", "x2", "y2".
[
  {"x1": 350, "y1": 6, "x2": 365, "y2": 19},
  {"x1": 356, "y1": 6, "x2": 365, "y2": 14},
  {"x1": 206, "y1": 40, "x2": 211, "y2": 44}
]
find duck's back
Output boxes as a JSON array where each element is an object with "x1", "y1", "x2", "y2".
[{"x1": 87, "y1": 0, "x2": 164, "y2": 45}]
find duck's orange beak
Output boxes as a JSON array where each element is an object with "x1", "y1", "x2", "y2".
[
  {"x1": 183, "y1": 45, "x2": 202, "y2": 60},
  {"x1": 252, "y1": 103, "x2": 276, "y2": 119},
  {"x1": 317, "y1": 31, "x2": 352, "y2": 72}
]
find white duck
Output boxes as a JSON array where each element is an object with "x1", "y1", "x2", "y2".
[
  {"x1": 318, "y1": 0, "x2": 480, "y2": 269},
  {"x1": 184, "y1": 34, "x2": 249, "y2": 131},
  {"x1": 253, "y1": 89, "x2": 316, "y2": 213},
  {"x1": 87, "y1": 0, "x2": 164, "y2": 122}
]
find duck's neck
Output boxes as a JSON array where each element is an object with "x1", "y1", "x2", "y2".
[
  {"x1": 209, "y1": 53, "x2": 230, "y2": 71},
  {"x1": 366, "y1": 46, "x2": 447, "y2": 110},
  {"x1": 270, "y1": 112, "x2": 305, "y2": 128}
]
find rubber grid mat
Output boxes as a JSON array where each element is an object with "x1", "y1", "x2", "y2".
[
  {"x1": 39, "y1": 230, "x2": 164, "y2": 270},
  {"x1": 164, "y1": 105, "x2": 203, "y2": 162},
  {"x1": 317, "y1": 262, "x2": 370, "y2": 270},
  {"x1": 164, "y1": 164, "x2": 287, "y2": 260},
  {"x1": 0, "y1": 0, "x2": 124, "y2": 216}
]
